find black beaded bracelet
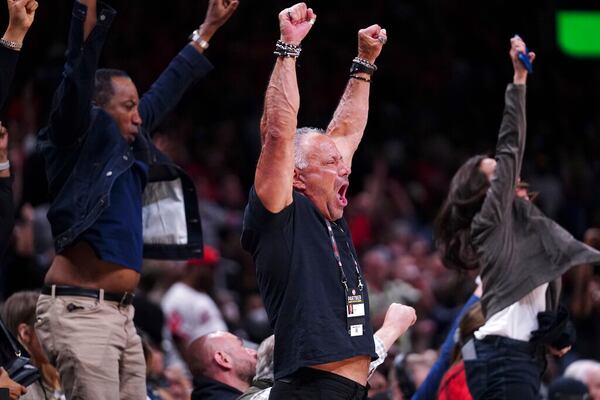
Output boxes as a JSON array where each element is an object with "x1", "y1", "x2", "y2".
[
  {"x1": 350, "y1": 57, "x2": 377, "y2": 76},
  {"x1": 274, "y1": 40, "x2": 301, "y2": 58},
  {"x1": 350, "y1": 74, "x2": 371, "y2": 83}
]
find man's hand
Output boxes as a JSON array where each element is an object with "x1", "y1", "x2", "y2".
[
  {"x1": 510, "y1": 35, "x2": 535, "y2": 85},
  {"x1": 358, "y1": 25, "x2": 387, "y2": 64},
  {"x1": 279, "y1": 3, "x2": 316, "y2": 46},
  {"x1": 375, "y1": 303, "x2": 417, "y2": 350},
  {"x1": 548, "y1": 345, "x2": 571, "y2": 358},
  {"x1": 197, "y1": 0, "x2": 239, "y2": 43},
  {"x1": 4, "y1": 0, "x2": 39, "y2": 45},
  {"x1": 0, "y1": 367, "x2": 27, "y2": 399}
]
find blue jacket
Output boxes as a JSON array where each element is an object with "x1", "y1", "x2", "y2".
[{"x1": 38, "y1": 1, "x2": 212, "y2": 260}]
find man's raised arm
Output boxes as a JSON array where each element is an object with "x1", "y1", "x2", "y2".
[
  {"x1": 255, "y1": 3, "x2": 315, "y2": 213},
  {"x1": 139, "y1": 0, "x2": 239, "y2": 134},
  {"x1": 44, "y1": 0, "x2": 115, "y2": 146},
  {"x1": 1, "y1": 0, "x2": 38, "y2": 109},
  {"x1": 326, "y1": 25, "x2": 386, "y2": 168}
]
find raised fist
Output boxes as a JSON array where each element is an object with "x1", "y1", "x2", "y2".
[
  {"x1": 510, "y1": 35, "x2": 535, "y2": 83},
  {"x1": 382, "y1": 303, "x2": 417, "y2": 337},
  {"x1": 7, "y1": 0, "x2": 38, "y2": 35},
  {"x1": 358, "y1": 25, "x2": 387, "y2": 64},
  {"x1": 203, "y1": 0, "x2": 239, "y2": 31},
  {"x1": 279, "y1": 3, "x2": 316, "y2": 46}
]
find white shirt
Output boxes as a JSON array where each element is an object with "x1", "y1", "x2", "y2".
[
  {"x1": 475, "y1": 283, "x2": 548, "y2": 341},
  {"x1": 161, "y1": 282, "x2": 228, "y2": 344}
]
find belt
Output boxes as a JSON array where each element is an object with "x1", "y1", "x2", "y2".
[{"x1": 42, "y1": 285, "x2": 135, "y2": 306}]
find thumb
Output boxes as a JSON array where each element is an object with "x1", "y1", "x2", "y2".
[{"x1": 226, "y1": 0, "x2": 239, "y2": 12}]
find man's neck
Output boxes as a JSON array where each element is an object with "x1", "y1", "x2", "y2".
[{"x1": 211, "y1": 372, "x2": 250, "y2": 393}]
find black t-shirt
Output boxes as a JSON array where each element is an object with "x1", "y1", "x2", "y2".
[{"x1": 242, "y1": 187, "x2": 376, "y2": 380}]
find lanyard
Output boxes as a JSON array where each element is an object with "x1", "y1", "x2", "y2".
[{"x1": 325, "y1": 220, "x2": 364, "y2": 293}]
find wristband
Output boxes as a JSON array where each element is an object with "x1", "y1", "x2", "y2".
[
  {"x1": 0, "y1": 160, "x2": 9, "y2": 171},
  {"x1": 0, "y1": 38, "x2": 22, "y2": 52},
  {"x1": 189, "y1": 30, "x2": 209, "y2": 50},
  {"x1": 274, "y1": 40, "x2": 301, "y2": 58},
  {"x1": 350, "y1": 57, "x2": 377, "y2": 76}
]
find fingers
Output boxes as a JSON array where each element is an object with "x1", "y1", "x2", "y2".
[
  {"x1": 25, "y1": 0, "x2": 38, "y2": 13},
  {"x1": 225, "y1": 0, "x2": 239, "y2": 12},
  {"x1": 288, "y1": 2, "x2": 307, "y2": 22},
  {"x1": 306, "y1": 7, "x2": 316, "y2": 25},
  {"x1": 528, "y1": 51, "x2": 536, "y2": 63},
  {"x1": 282, "y1": 2, "x2": 314, "y2": 24},
  {"x1": 359, "y1": 24, "x2": 387, "y2": 44}
]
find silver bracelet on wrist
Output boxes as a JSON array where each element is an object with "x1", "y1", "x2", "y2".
[
  {"x1": 189, "y1": 30, "x2": 209, "y2": 50},
  {"x1": 0, "y1": 38, "x2": 22, "y2": 51},
  {"x1": 0, "y1": 160, "x2": 10, "y2": 171}
]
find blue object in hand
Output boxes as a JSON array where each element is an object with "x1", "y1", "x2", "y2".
[{"x1": 517, "y1": 48, "x2": 533, "y2": 74}]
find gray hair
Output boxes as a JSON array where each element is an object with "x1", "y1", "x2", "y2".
[
  {"x1": 564, "y1": 359, "x2": 600, "y2": 383},
  {"x1": 254, "y1": 335, "x2": 275, "y2": 382},
  {"x1": 294, "y1": 127, "x2": 326, "y2": 169}
]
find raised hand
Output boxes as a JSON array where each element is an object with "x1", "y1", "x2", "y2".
[
  {"x1": 198, "y1": 0, "x2": 239, "y2": 43},
  {"x1": 358, "y1": 24, "x2": 387, "y2": 64},
  {"x1": 383, "y1": 302, "x2": 417, "y2": 335},
  {"x1": 510, "y1": 35, "x2": 535, "y2": 85},
  {"x1": 279, "y1": 3, "x2": 316, "y2": 46},
  {"x1": 4, "y1": 0, "x2": 39, "y2": 44}
]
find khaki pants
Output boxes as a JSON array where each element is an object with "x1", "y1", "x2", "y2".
[{"x1": 35, "y1": 293, "x2": 146, "y2": 400}]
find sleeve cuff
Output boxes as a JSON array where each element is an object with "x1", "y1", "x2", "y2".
[{"x1": 368, "y1": 334, "x2": 388, "y2": 377}]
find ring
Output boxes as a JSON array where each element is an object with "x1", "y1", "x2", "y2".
[{"x1": 378, "y1": 36, "x2": 387, "y2": 45}]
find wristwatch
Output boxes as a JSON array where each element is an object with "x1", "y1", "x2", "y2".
[{"x1": 189, "y1": 30, "x2": 209, "y2": 50}]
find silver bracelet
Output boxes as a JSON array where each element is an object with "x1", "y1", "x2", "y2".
[
  {"x1": 0, "y1": 160, "x2": 9, "y2": 171},
  {"x1": 0, "y1": 38, "x2": 22, "y2": 51}
]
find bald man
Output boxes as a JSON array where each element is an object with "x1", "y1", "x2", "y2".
[{"x1": 188, "y1": 331, "x2": 258, "y2": 400}]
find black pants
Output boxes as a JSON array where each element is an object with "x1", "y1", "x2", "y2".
[
  {"x1": 269, "y1": 367, "x2": 368, "y2": 400},
  {"x1": 463, "y1": 335, "x2": 545, "y2": 400}
]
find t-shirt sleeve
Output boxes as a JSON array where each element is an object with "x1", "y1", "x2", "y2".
[{"x1": 244, "y1": 186, "x2": 294, "y2": 232}]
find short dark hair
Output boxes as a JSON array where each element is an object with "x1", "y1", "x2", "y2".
[
  {"x1": 434, "y1": 155, "x2": 490, "y2": 271},
  {"x1": 93, "y1": 68, "x2": 130, "y2": 107}
]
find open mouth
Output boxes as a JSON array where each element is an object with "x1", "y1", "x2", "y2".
[{"x1": 337, "y1": 183, "x2": 349, "y2": 207}]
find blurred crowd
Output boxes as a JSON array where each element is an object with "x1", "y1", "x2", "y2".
[{"x1": 1, "y1": 0, "x2": 600, "y2": 399}]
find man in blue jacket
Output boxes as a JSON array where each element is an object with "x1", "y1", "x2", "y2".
[{"x1": 35, "y1": 0, "x2": 238, "y2": 397}]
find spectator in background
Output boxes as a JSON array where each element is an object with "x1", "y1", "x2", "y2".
[
  {"x1": 547, "y1": 377, "x2": 589, "y2": 400},
  {"x1": 162, "y1": 245, "x2": 228, "y2": 354},
  {"x1": 567, "y1": 228, "x2": 600, "y2": 360},
  {"x1": 34, "y1": 0, "x2": 238, "y2": 397},
  {"x1": 238, "y1": 335, "x2": 275, "y2": 400},
  {"x1": 564, "y1": 360, "x2": 600, "y2": 400},
  {"x1": 434, "y1": 36, "x2": 599, "y2": 399},
  {"x1": 1, "y1": 291, "x2": 64, "y2": 400},
  {"x1": 188, "y1": 331, "x2": 257, "y2": 400}
]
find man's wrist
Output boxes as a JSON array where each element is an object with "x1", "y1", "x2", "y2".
[
  {"x1": 513, "y1": 73, "x2": 527, "y2": 85},
  {"x1": 2, "y1": 27, "x2": 27, "y2": 49},
  {"x1": 197, "y1": 23, "x2": 217, "y2": 43},
  {"x1": 358, "y1": 53, "x2": 377, "y2": 64}
]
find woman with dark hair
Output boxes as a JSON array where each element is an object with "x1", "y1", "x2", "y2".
[{"x1": 434, "y1": 36, "x2": 600, "y2": 400}]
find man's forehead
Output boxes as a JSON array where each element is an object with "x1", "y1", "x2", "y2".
[
  {"x1": 111, "y1": 76, "x2": 138, "y2": 97},
  {"x1": 309, "y1": 134, "x2": 341, "y2": 158}
]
